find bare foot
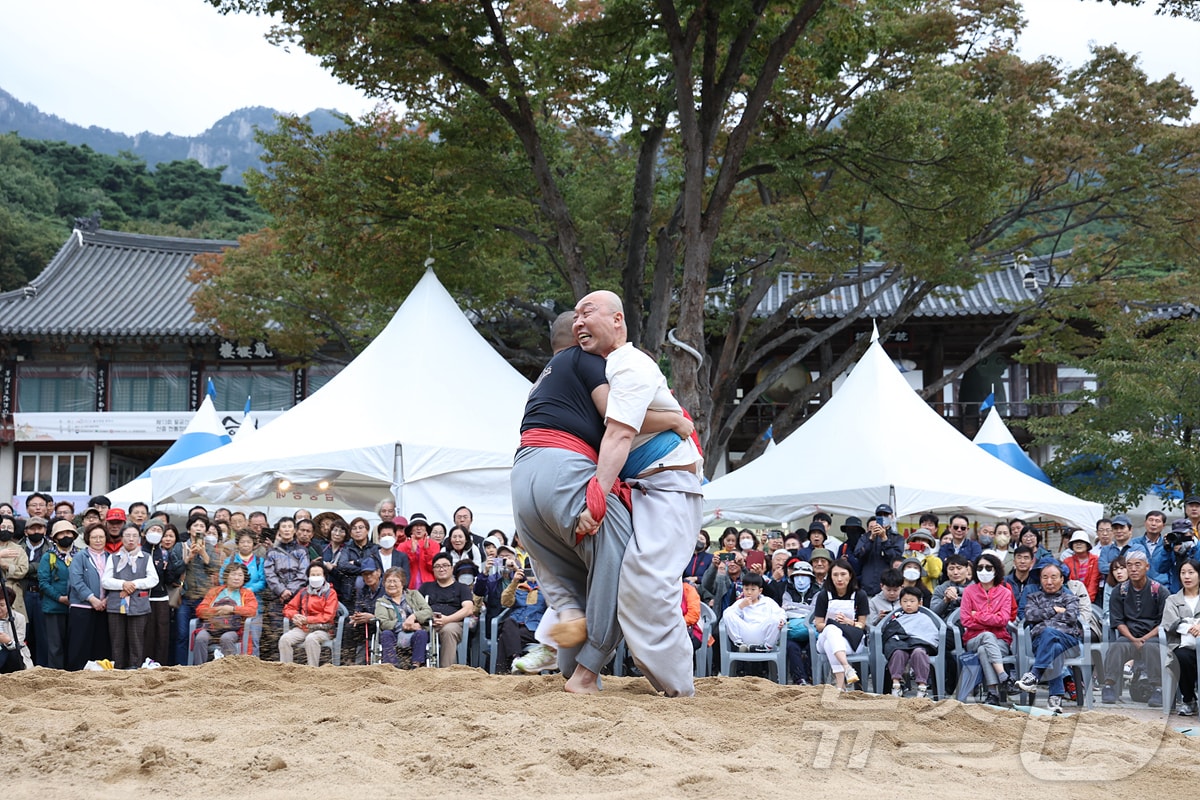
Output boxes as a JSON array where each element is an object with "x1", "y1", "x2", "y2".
[
  {"x1": 551, "y1": 615, "x2": 588, "y2": 648},
  {"x1": 564, "y1": 665, "x2": 601, "y2": 694}
]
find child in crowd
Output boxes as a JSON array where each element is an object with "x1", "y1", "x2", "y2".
[
  {"x1": 724, "y1": 573, "x2": 786, "y2": 651},
  {"x1": 881, "y1": 587, "x2": 940, "y2": 698}
]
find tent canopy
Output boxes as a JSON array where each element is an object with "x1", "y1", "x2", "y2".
[
  {"x1": 973, "y1": 407, "x2": 1051, "y2": 484},
  {"x1": 107, "y1": 395, "x2": 231, "y2": 508},
  {"x1": 702, "y1": 330, "x2": 1102, "y2": 530},
  {"x1": 152, "y1": 269, "x2": 532, "y2": 531}
]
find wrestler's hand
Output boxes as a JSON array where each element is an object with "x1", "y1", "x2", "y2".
[
  {"x1": 671, "y1": 414, "x2": 695, "y2": 439},
  {"x1": 575, "y1": 509, "x2": 600, "y2": 538}
]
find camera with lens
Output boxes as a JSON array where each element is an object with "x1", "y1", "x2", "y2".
[{"x1": 1166, "y1": 528, "x2": 1195, "y2": 549}]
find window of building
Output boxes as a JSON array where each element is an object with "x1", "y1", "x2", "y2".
[
  {"x1": 305, "y1": 364, "x2": 344, "y2": 397},
  {"x1": 16, "y1": 364, "x2": 96, "y2": 413},
  {"x1": 110, "y1": 363, "x2": 190, "y2": 412},
  {"x1": 208, "y1": 366, "x2": 294, "y2": 412},
  {"x1": 17, "y1": 452, "x2": 91, "y2": 494}
]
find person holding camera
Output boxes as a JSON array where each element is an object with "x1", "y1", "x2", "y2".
[
  {"x1": 499, "y1": 562, "x2": 549, "y2": 672},
  {"x1": 1152, "y1": 520, "x2": 1198, "y2": 594},
  {"x1": 853, "y1": 505, "x2": 904, "y2": 596}
]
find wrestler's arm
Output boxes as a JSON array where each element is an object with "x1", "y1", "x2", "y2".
[
  {"x1": 575, "y1": 417, "x2": 637, "y2": 536},
  {"x1": 591, "y1": 385, "x2": 693, "y2": 438}
]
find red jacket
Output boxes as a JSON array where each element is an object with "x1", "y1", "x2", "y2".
[
  {"x1": 283, "y1": 584, "x2": 339, "y2": 632},
  {"x1": 398, "y1": 538, "x2": 437, "y2": 588},
  {"x1": 1064, "y1": 552, "x2": 1101, "y2": 603}
]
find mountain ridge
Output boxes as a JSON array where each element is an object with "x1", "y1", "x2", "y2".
[{"x1": 0, "y1": 87, "x2": 345, "y2": 185}]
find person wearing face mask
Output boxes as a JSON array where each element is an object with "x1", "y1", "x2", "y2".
[
  {"x1": 143, "y1": 520, "x2": 184, "y2": 667},
  {"x1": 497, "y1": 559, "x2": 549, "y2": 672},
  {"x1": 684, "y1": 531, "x2": 712, "y2": 589},
  {"x1": 898, "y1": 557, "x2": 933, "y2": 607},
  {"x1": 0, "y1": 514, "x2": 30, "y2": 622},
  {"x1": 901, "y1": 529, "x2": 942, "y2": 595},
  {"x1": 374, "y1": 521, "x2": 412, "y2": 577},
  {"x1": 982, "y1": 523, "x2": 1013, "y2": 574},
  {"x1": 853, "y1": 504, "x2": 904, "y2": 596},
  {"x1": 960, "y1": 553, "x2": 1017, "y2": 704},
  {"x1": 768, "y1": 557, "x2": 818, "y2": 684},
  {"x1": 37, "y1": 520, "x2": 78, "y2": 669},
  {"x1": 101, "y1": 524, "x2": 159, "y2": 670},
  {"x1": 18, "y1": 515, "x2": 50, "y2": 666},
  {"x1": 279, "y1": 563, "x2": 340, "y2": 666}
]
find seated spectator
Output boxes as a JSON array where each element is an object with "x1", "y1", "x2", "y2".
[
  {"x1": 938, "y1": 514, "x2": 981, "y2": 563},
  {"x1": 812, "y1": 559, "x2": 869, "y2": 690},
  {"x1": 869, "y1": 568, "x2": 904, "y2": 625},
  {"x1": 808, "y1": 548, "x2": 833, "y2": 590},
  {"x1": 961, "y1": 553, "x2": 1017, "y2": 703},
  {"x1": 683, "y1": 581, "x2": 703, "y2": 652},
  {"x1": 0, "y1": 586, "x2": 33, "y2": 672},
  {"x1": 1016, "y1": 561, "x2": 1082, "y2": 712},
  {"x1": 931, "y1": 555, "x2": 973, "y2": 619},
  {"x1": 1162, "y1": 558, "x2": 1200, "y2": 716},
  {"x1": 279, "y1": 563, "x2": 340, "y2": 666},
  {"x1": 348, "y1": 557, "x2": 386, "y2": 664},
  {"x1": 1102, "y1": 555, "x2": 1128, "y2": 618},
  {"x1": 723, "y1": 572, "x2": 785, "y2": 651},
  {"x1": 192, "y1": 562, "x2": 258, "y2": 664},
  {"x1": 898, "y1": 557, "x2": 933, "y2": 607},
  {"x1": 1101, "y1": 550, "x2": 1165, "y2": 706},
  {"x1": 443, "y1": 525, "x2": 485, "y2": 572},
  {"x1": 1062, "y1": 530, "x2": 1101, "y2": 603},
  {"x1": 420, "y1": 552, "x2": 475, "y2": 667},
  {"x1": 1006, "y1": 546, "x2": 1039, "y2": 617},
  {"x1": 767, "y1": 558, "x2": 818, "y2": 684},
  {"x1": 881, "y1": 587, "x2": 939, "y2": 698},
  {"x1": 497, "y1": 562, "x2": 548, "y2": 672},
  {"x1": 375, "y1": 567, "x2": 432, "y2": 668}
]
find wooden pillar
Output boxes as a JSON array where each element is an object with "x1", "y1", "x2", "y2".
[{"x1": 924, "y1": 327, "x2": 944, "y2": 415}]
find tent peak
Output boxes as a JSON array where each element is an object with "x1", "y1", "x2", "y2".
[{"x1": 870, "y1": 320, "x2": 880, "y2": 343}]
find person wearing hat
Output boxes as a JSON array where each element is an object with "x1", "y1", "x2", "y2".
[
  {"x1": 796, "y1": 521, "x2": 828, "y2": 562},
  {"x1": 1185, "y1": 496, "x2": 1200, "y2": 536},
  {"x1": 37, "y1": 520, "x2": 78, "y2": 669},
  {"x1": 1100, "y1": 550, "x2": 1166, "y2": 706},
  {"x1": 902, "y1": 526, "x2": 943, "y2": 595},
  {"x1": 103, "y1": 508, "x2": 127, "y2": 553},
  {"x1": 1152, "y1": 520, "x2": 1199, "y2": 594},
  {"x1": 348, "y1": 556, "x2": 387, "y2": 664},
  {"x1": 397, "y1": 513, "x2": 438, "y2": 589},
  {"x1": 1063, "y1": 530, "x2": 1101, "y2": 602},
  {"x1": 0, "y1": 514, "x2": 30, "y2": 621},
  {"x1": 836, "y1": 517, "x2": 866, "y2": 566},
  {"x1": 18, "y1": 515, "x2": 49, "y2": 666},
  {"x1": 898, "y1": 557, "x2": 933, "y2": 607},
  {"x1": 1099, "y1": 513, "x2": 1140, "y2": 579},
  {"x1": 765, "y1": 557, "x2": 818, "y2": 684},
  {"x1": 853, "y1": 504, "x2": 904, "y2": 596},
  {"x1": 807, "y1": 548, "x2": 834, "y2": 588}
]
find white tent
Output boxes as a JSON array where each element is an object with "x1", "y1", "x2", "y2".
[
  {"x1": 702, "y1": 329, "x2": 1102, "y2": 530},
  {"x1": 973, "y1": 406, "x2": 1051, "y2": 484},
  {"x1": 107, "y1": 395, "x2": 231, "y2": 508},
  {"x1": 152, "y1": 269, "x2": 532, "y2": 530}
]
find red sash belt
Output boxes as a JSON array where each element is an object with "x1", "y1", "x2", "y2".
[{"x1": 520, "y1": 428, "x2": 631, "y2": 541}]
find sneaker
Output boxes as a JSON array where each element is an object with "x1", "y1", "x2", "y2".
[
  {"x1": 1048, "y1": 694, "x2": 1064, "y2": 713},
  {"x1": 984, "y1": 691, "x2": 1001, "y2": 705},
  {"x1": 1101, "y1": 684, "x2": 1117, "y2": 704},
  {"x1": 999, "y1": 677, "x2": 1018, "y2": 699},
  {"x1": 843, "y1": 667, "x2": 860, "y2": 685},
  {"x1": 1015, "y1": 672, "x2": 1039, "y2": 693},
  {"x1": 1147, "y1": 687, "x2": 1163, "y2": 708},
  {"x1": 1178, "y1": 701, "x2": 1197, "y2": 717},
  {"x1": 915, "y1": 684, "x2": 928, "y2": 699},
  {"x1": 212, "y1": 648, "x2": 224, "y2": 660},
  {"x1": 512, "y1": 645, "x2": 558, "y2": 674},
  {"x1": 891, "y1": 682, "x2": 903, "y2": 698}
]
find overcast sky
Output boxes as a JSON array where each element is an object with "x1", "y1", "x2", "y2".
[{"x1": 1, "y1": 0, "x2": 1197, "y2": 136}]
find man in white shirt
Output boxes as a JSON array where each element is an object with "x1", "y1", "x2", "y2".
[{"x1": 574, "y1": 290, "x2": 703, "y2": 697}]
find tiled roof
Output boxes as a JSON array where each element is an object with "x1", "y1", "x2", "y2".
[
  {"x1": 751, "y1": 255, "x2": 1059, "y2": 319},
  {"x1": 0, "y1": 229, "x2": 237, "y2": 340}
]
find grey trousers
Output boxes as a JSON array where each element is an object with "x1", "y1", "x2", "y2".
[
  {"x1": 510, "y1": 446, "x2": 631, "y2": 676},
  {"x1": 618, "y1": 469, "x2": 702, "y2": 697}
]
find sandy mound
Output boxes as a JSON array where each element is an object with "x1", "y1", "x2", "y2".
[{"x1": 2, "y1": 658, "x2": 1196, "y2": 797}]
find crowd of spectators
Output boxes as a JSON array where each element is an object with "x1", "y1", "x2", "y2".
[{"x1": 3, "y1": 490, "x2": 1200, "y2": 717}]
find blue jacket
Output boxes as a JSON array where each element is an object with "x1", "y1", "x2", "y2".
[
  {"x1": 68, "y1": 548, "x2": 107, "y2": 606},
  {"x1": 1152, "y1": 541, "x2": 1199, "y2": 594},
  {"x1": 937, "y1": 538, "x2": 982, "y2": 565},
  {"x1": 221, "y1": 554, "x2": 266, "y2": 598},
  {"x1": 1098, "y1": 541, "x2": 1147, "y2": 578},
  {"x1": 1131, "y1": 536, "x2": 1169, "y2": 584},
  {"x1": 854, "y1": 531, "x2": 904, "y2": 595}
]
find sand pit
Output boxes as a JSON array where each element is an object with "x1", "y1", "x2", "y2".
[{"x1": 2, "y1": 658, "x2": 1197, "y2": 797}]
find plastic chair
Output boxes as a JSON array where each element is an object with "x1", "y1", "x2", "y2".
[
  {"x1": 487, "y1": 609, "x2": 513, "y2": 674},
  {"x1": 280, "y1": 603, "x2": 350, "y2": 665},
  {"x1": 187, "y1": 617, "x2": 253, "y2": 665},
  {"x1": 946, "y1": 610, "x2": 1019, "y2": 702},
  {"x1": 695, "y1": 604, "x2": 717, "y2": 678},
  {"x1": 718, "y1": 617, "x2": 789, "y2": 684},
  {"x1": 1014, "y1": 615, "x2": 1096, "y2": 708},
  {"x1": 807, "y1": 610, "x2": 870, "y2": 690},
  {"x1": 872, "y1": 607, "x2": 949, "y2": 699}
]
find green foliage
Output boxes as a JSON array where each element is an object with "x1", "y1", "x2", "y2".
[{"x1": 0, "y1": 133, "x2": 269, "y2": 289}]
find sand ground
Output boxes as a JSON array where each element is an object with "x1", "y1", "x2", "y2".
[{"x1": 2, "y1": 658, "x2": 1197, "y2": 798}]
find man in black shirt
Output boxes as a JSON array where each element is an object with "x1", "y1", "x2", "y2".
[
  {"x1": 420, "y1": 553, "x2": 474, "y2": 667},
  {"x1": 1102, "y1": 550, "x2": 1166, "y2": 706}
]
